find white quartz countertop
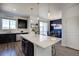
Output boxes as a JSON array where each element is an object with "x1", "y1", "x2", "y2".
[{"x1": 20, "y1": 33, "x2": 61, "y2": 48}]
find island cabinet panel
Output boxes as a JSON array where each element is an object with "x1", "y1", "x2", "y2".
[
  {"x1": 22, "y1": 38, "x2": 34, "y2": 56},
  {"x1": 0, "y1": 34, "x2": 16, "y2": 43}
]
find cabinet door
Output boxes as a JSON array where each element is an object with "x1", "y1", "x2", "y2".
[
  {"x1": 9, "y1": 34, "x2": 16, "y2": 42},
  {"x1": 5, "y1": 34, "x2": 10, "y2": 43},
  {"x1": 22, "y1": 39, "x2": 34, "y2": 56},
  {"x1": 0, "y1": 34, "x2": 9, "y2": 43},
  {"x1": 27, "y1": 41, "x2": 34, "y2": 56},
  {"x1": 0, "y1": 35, "x2": 4, "y2": 43}
]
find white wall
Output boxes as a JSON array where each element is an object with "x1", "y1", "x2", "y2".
[
  {"x1": 39, "y1": 4, "x2": 48, "y2": 19},
  {"x1": 62, "y1": 4, "x2": 79, "y2": 50}
]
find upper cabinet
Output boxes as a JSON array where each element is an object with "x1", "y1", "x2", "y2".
[{"x1": 18, "y1": 19, "x2": 27, "y2": 29}]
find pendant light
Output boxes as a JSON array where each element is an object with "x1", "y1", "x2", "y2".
[
  {"x1": 48, "y1": 3, "x2": 51, "y2": 19},
  {"x1": 30, "y1": 7, "x2": 33, "y2": 23},
  {"x1": 37, "y1": 3, "x2": 39, "y2": 20},
  {"x1": 48, "y1": 10, "x2": 50, "y2": 17}
]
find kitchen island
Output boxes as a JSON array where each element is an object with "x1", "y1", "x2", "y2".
[{"x1": 20, "y1": 33, "x2": 61, "y2": 56}]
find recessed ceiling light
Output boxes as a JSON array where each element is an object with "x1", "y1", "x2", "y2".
[
  {"x1": 13, "y1": 9, "x2": 16, "y2": 11},
  {"x1": 37, "y1": 17, "x2": 39, "y2": 20}
]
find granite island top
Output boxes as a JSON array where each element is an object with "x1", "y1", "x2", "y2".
[{"x1": 20, "y1": 33, "x2": 61, "y2": 48}]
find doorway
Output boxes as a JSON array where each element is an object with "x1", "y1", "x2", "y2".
[{"x1": 39, "y1": 20, "x2": 49, "y2": 36}]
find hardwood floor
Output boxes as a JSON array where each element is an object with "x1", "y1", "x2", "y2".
[
  {"x1": 0, "y1": 41, "x2": 79, "y2": 56},
  {"x1": 0, "y1": 41, "x2": 24, "y2": 56},
  {"x1": 55, "y1": 41, "x2": 79, "y2": 56}
]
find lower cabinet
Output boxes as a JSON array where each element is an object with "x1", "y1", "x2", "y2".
[
  {"x1": 22, "y1": 38, "x2": 34, "y2": 56},
  {"x1": 0, "y1": 34, "x2": 16, "y2": 43},
  {"x1": 9, "y1": 34, "x2": 16, "y2": 42}
]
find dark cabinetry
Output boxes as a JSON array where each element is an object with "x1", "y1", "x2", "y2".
[
  {"x1": 9, "y1": 34, "x2": 16, "y2": 42},
  {"x1": 0, "y1": 34, "x2": 16, "y2": 43},
  {"x1": 22, "y1": 38, "x2": 34, "y2": 56},
  {"x1": 18, "y1": 19, "x2": 27, "y2": 28},
  {"x1": 50, "y1": 19, "x2": 62, "y2": 38}
]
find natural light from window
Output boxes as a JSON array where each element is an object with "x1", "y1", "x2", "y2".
[{"x1": 2, "y1": 19, "x2": 16, "y2": 29}]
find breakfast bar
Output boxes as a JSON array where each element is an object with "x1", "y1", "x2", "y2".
[{"x1": 20, "y1": 33, "x2": 61, "y2": 56}]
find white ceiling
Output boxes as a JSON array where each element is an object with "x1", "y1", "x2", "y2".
[{"x1": 0, "y1": 3, "x2": 64, "y2": 19}]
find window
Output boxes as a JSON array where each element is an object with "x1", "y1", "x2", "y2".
[
  {"x1": 2, "y1": 19, "x2": 9, "y2": 29},
  {"x1": 39, "y1": 22, "x2": 48, "y2": 35},
  {"x1": 10, "y1": 20, "x2": 16, "y2": 29},
  {"x1": 2, "y1": 19, "x2": 16, "y2": 29}
]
